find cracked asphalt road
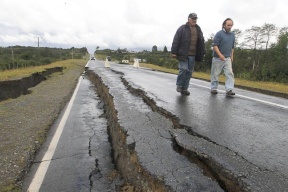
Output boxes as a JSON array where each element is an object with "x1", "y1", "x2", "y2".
[
  {"x1": 23, "y1": 59, "x2": 288, "y2": 191},
  {"x1": 23, "y1": 76, "x2": 123, "y2": 192},
  {"x1": 87, "y1": 60, "x2": 288, "y2": 191}
]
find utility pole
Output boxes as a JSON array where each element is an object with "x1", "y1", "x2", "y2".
[
  {"x1": 35, "y1": 36, "x2": 40, "y2": 65},
  {"x1": 286, "y1": 41, "x2": 288, "y2": 67},
  {"x1": 11, "y1": 46, "x2": 15, "y2": 69}
]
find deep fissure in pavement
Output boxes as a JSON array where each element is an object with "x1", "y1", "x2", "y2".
[
  {"x1": 86, "y1": 68, "x2": 288, "y2": 192},
  {"x1": 172, "y1": 139, "x2": 243, "y2": 192},
  {"x1": 88, "y1": 68, "x2": 258, "y2": 191},
  {"x1": 119, "y1": 73, "x2": 247, "y2": 192},
  {"x1": 87, "y1": 70, "x2": 169, "y2": 191}
]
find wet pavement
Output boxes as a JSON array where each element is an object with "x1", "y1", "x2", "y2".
[
  {"x1": 24, "y1": 59, "x2": 288, "y2": 191},
  {"x1": 88, "y1": 66, "x2": 223, "y2": 191},
  {"x1": 86, "y1": 60, "x2": 288, "y2": 191}
]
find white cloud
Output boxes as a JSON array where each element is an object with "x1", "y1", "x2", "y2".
[{"x1": 0, "y1": 0, "x2": 287, "y2": 53}]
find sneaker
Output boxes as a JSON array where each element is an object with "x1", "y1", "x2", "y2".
[
  {"x1": 176, "y1": 86, "x2": 182, "y2": 92},
  {"x1": 226, "y1": 90, "x2": 235, "y2": 96},
  {"x1": 211, "y1": 89, "x2": 218, "y2": 94},
  {"x1": 181, "y1": 90, "x2": 190, "y2": 95}
]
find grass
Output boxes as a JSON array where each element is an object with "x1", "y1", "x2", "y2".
[
  {"x1": 95, "y1": 53, "x2": 287, "y2": 94},
  {"x1": 0, "y1": 59, "x2": 87, "y2": 81},
  {"x1": 139, "y1": 63, "x2": 288, "y2": 95},
  {"x1": 6, "y1": 57, "x2": 285, "y2": 95}
]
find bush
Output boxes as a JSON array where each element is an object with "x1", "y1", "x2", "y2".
[{"x1": 40, "y1": 57, "x2": 53, "y2": 65}]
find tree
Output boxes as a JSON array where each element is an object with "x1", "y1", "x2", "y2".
[
  {"x1": 201, "y1": 34, "x2": 214, "y2": 71},
  {"x1": 163, "y1": 46, "x2": 168, "y2": 53},
  {"x1": 232, "y1": 28, "x2": 242, "y2": 48},
  {"x1": 261, "y1": 23, "x2": 277, "y2": 50},
  {"x1": 152, "y1": 45, "x2": 157, "y2": 52},
  {"x1": 79, "y1": 47, "x2": 87, "y2": 53},
  {"x1": 274, "y1": 27, "x2": 288, "y2": 75},
  {"x1": 260, "y1": 23, "x2": 277, "y2": 64},
  {"x1": 95, "y1": 46, "x2": 99, "y2": 52},
  {"x1": 244, "y1": 26, "x2": 263, "y2": 70},
  {"x1": 279, "y1": 27, "x2": 288, "y2": 35}
]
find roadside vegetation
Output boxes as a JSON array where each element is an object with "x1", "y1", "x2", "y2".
[
  {"x1": 0, "y1": 59, "x2": 87, "y2": 80},
  {"x1": 95, "y1": 24, "x2": 288, "y2": 95},
  {"x1": 139, "y1": 63, "x2": 288, "y2": 95},
  {"x1": 0, "y1": 45, "x2": 89, "y2": 80},
  {"x1": 0, "y1": 46, "x2": 89, "y2": 71},
  {"x1": 95, "y1": 52, "x2": 288, "y2": 96}
]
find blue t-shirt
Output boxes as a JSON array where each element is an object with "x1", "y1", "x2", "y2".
[{"x1": 212, "y1": 29, "x2": 235, "y2": 58}]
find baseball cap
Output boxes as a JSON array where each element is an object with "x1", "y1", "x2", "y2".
[{"x1": 188, "y1": 13, "x2": 198, "y2": 19}]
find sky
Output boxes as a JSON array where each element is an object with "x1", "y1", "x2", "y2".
[{"x1": 0, "y1": 0, "x2": 287, "y2": 53}]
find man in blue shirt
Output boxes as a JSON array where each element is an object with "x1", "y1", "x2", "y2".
[{"x1": 210, "y1": 18, "x2": 235, "y2": 96}]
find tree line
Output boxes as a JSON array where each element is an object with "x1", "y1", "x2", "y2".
[
  {"x1": 99, "y1": 23, "x2": 288, "y2": 83},
  {"x1": 210, "y1": 24, "x2": 288, "y2": 83},
  {"x1": 0, "y1": 46, "x2": 88, "y2": 70}
]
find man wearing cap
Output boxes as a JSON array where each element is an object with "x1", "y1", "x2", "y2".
[{"x1": 171, "y1": 13, "x2": 205, "y2": 95}]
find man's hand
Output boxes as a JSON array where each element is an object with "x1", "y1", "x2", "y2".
[
  {"x1": 213, "y1": 46, "x2": 225, "y2": 61},
  {"x1": 171, "y1": 54, "x2": 177, "y2": 59},
  {"x1": 219, "y1": 54, "x2": 225, "y2": 61}
]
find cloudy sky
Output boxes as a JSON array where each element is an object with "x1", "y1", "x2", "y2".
[{"x1": 0, "y1": 0, "x2": 287, "y2": 53}]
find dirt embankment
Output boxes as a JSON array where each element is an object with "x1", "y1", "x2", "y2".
[{"x1": 0, "y1": 67, "x2": 63, "y2": 101}]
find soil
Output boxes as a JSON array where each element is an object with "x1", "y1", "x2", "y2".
[{"x1": 0, "y1": 62, "x2": 85, "y2": 191}]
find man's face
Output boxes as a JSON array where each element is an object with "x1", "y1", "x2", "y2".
[
  {"x1": 224, "y1": 20, "x2": 233, "y2": 32},
  {"x1": 188, "y1": 17, "x2": 197, "y2": 26}
]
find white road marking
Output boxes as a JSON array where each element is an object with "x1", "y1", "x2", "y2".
[
  {"x1": 27, "y1": 77, "x2": 82, "y2": 192},
  {"x1": 190, "y1": 82, "x2": 288, "y2": 110}
]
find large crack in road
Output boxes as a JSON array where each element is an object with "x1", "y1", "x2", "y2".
[
  {"x1": 87, "y1": 68, "x2": 288, "y2": 192},
  {"x1": 118, "y1": 71, "x2": 235, "y2": 192},
  {"x1": 88, "y1": 70, "x2": 170, "y2": 191}
]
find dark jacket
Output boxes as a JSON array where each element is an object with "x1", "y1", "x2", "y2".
[{"x1": 171, "y1": 22, "x2": 206, "y2": 62}]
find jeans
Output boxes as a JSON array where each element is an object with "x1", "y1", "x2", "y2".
[
  {"x1": 210, "y1": 57, "x2": 234, "y2": 92},
  {"x1": 176, "y1": 56, "x2": 195, "y2": 90}
]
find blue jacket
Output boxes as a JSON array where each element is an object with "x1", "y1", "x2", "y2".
[{"x1": 171, "y1": 22, "x2": 206, "y2": 62}]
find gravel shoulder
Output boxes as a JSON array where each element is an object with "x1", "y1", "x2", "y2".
[{"x1": 0, "y1": 61, "x2": 86, "y2": 191}]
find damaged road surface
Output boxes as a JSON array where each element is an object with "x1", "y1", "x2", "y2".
[
  {"x1": 23, "y1": 74, "x2": 123, "y2": 191},
  {"x1": 24, "y1": 59, "x2": 288, "y2": 192}
]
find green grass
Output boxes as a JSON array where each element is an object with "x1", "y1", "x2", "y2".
[
  {"x1": 139, "y1": 63, "x2": 288, "y2": 95},
  {"x1": 0, "y1": 59, "x2": 87, "y2": 80},
  {"x1": 5, "y1": 58, "x2": 285, "y2": 95}
]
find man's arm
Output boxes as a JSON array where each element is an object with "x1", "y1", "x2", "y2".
[
  {"x1": 213, "y1": 46, "x2": 225, "y2": 61},
  {"x1": 171, "y1": 26, "x2": 183, "y2": 59}
]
